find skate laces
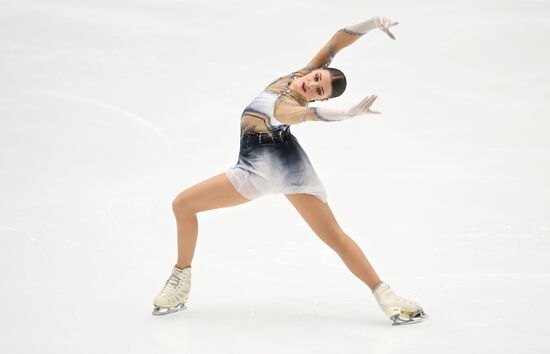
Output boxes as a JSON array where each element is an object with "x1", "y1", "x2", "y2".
[
  {"x1": 160, "y1": 272, "x2": 187, "y2": 295},
  {"x1": 167, "y1": 274, "x2": 180, "y2": 287}
]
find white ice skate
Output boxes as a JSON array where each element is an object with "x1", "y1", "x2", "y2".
[
  {"x1": 152, "y1": 265, "x2": 192, "y2": 316},
  {"x1": 372, "y1": 281, "x2": 428, "y2": 326}
]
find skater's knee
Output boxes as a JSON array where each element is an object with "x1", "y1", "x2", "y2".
[
  {"x1": 331, "y1": 232, "x2": 355, "y2": 254},
  {"x1": 172, "y1": 190, "x2": 197, "y2": 215}
]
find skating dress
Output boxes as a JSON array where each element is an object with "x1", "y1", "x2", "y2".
[
  {"x1": 225, "y1": 68, "x2": 328, "y2": 203},
  {"x1": 225, "y1": 27, "x2": 364, "y2": 203}
]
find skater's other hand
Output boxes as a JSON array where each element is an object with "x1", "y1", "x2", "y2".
[
  {"x1": 378, "y1": 16, "x2": 399, "y2": 40},
  {"x1": 347, "y1": 95, "x2": 381, "y2": 116}
]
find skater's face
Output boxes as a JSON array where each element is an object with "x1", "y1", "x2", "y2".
[{"x1": 294, "y1": 69, "x2": 333, "y2": 102}]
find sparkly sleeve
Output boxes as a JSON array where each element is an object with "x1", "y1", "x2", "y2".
[
  {"x1": 304, "y1": 29, "x2": 364, "y2": 70},
  {"x1": 275, "y1": 97, "x2": 358, "y2": 124}
]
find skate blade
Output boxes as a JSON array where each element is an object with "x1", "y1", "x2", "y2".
[
  {"x1": 152, "y1": 303, "x2": 187, "y2": 316},
  {"x1": 391, "y1": 310, "x2": 429, "y2": 326}
]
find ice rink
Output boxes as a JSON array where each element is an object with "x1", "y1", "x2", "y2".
[{"x1": 1, "y1": 0, "x2": 549, "y2": 353}]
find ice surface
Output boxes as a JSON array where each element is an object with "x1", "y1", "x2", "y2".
[{"x1": 1, "y1": 0, "x2": 549, "y2": 353}]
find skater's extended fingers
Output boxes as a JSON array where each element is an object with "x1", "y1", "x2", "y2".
[
  {"x1": 380, "y1": 18, "x2": 398, "y2": 40},
  {"x1": 365, "y1": 95, "x2": 377, "y2": 106},
  {"x1": 355, "y1": 96, "x2": 372, "y2": 110},
  {"x1": 360, "y1": 96, "x2": 377, "y2": 112},
  {"x1": 380, "y1": 17, "x2": 391, "y2": 30},
  {"x1": 359, "y1": 95, "x2": 373, "y2": 105},
  {"x1": 362, "y1": 94, "x2": 377, "y2": 104},
  {"x1": 358, "y1": 97, "x2": 373, "y2": 112},
  {"x1": 361, "y1": 95, "x2": 378, "y2": 110}
]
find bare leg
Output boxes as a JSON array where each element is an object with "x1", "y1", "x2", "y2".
[
  {"x1": 285, "y1": 193, "x2": 382, "y2": 290},
  {"x1": 172, "y1": 172, "x2": 251, "y2": 269}
]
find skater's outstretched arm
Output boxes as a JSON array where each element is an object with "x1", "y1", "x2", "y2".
[
  {"x1": 303, "y1": 16, "x2": 399, "y2": 70},
  {"x1": 275, "y1": 94, "x2": 382, "y2": 124}
]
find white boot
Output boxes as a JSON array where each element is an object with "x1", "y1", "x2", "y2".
[
  {"x1": 152, "y1": 265, "x2": 192, "y2": 316},
  {"x1": 372, "y1": 281, "x2": 428, "y2": 325}
]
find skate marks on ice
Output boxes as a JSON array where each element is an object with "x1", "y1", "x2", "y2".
[
  {"x1": 1, "y1": 88, "x2": 177, "y2": 211},
  {"x1": 12, "y1": 90, "x2": 175, "y2": 155}
]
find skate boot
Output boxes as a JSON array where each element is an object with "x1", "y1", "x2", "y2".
[
  {"x1": 372, "y1": 281, "x2": 428, "y2": 326},
  {"x1": 152, "y1": 265, "x2": 192, "y2": 316}
]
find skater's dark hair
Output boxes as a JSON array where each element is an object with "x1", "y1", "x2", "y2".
[{"x1": 327, "y1": 67, "x2": 347, "y2": 98}]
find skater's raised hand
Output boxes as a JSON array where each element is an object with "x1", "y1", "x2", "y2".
[
  {"x1": 347, "y1": 95, "x2": 381, "y2": 116},
  {"x1": 377, "y1": 16, "x2": 399, "y2": 40},
  {"x1": 304, "y1": 15, "x2": 399, "y2": 70}
]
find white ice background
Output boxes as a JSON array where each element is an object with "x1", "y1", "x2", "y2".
[{"x1": 1, "y1": 0, "x2": 549, "y2": 353}]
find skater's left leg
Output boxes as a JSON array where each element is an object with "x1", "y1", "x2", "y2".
[{"x1": 284, "y1": 193, "x2": 382, "y2": 290}]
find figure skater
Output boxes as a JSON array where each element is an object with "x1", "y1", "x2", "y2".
[{"x1": 152, "y1": 15, "x2": 428, "y2": 326}]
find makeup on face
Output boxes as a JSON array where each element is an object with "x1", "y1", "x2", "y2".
[{"x1": 299, "y1": 70, "x2": 330, "y2": 99}]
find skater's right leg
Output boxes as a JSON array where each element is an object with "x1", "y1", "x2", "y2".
[
  {"x1": 172, "y1": 172, "x2": 251, "y2": 269},
  {"x1": 153, "y1": 172, "x2": 250, "y2": 315}
]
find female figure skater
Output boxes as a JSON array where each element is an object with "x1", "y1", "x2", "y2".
[{"x1": 153, "y1": 15, "x2": 428, "y2": 326}]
